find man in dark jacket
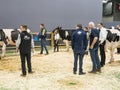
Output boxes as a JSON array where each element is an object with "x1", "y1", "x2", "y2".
[
  {"x1": 72, "y1": 24, "x2": 88, "y2": 75},
  {"x1": 88, "y1": 22, "x2": 101, "y2": 73},
  {"x1": 16, "y1": 25, "x2": 34, "y2": 77}
]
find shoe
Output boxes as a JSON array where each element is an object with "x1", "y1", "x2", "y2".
[
  {"x1": 73, "y1": 71, "x2": 77, "y2": 75},
  {"x1": 96, "y1": 69, "x2": 101, "y2": 73},
  {"x1": 101, "y1": 65, "x2": 104, "y2": 67},
  {"x1": 101, "y1": 63, "x2": 105, "y2": 67},
  {"x1": 88, "y1": 71, "x2": 96, "y2": 74},
  {"x1": 20, "y1": 74, "x2": 26, "y2": 77},
  {"x1": 100, "y1": 63, "x2": 103, "y2": 67},
  {"x1": 28, "y1": 71, "x2": 35, "y2": 74},
  {"x1": 45, "y1": 53, "x2": 49, "y2": 55},
  {"x1": 79, "y1": 72, "x2": 86, "y2": 75}
]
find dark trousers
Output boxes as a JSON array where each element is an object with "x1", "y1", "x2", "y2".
[
  {"x1": 73, "y1": 52, "x2": 84, "y2": 73},
  {"x1": 100, "y1": 41, "x2": 106, "y2": 66},
  {"x1": 40, "y1": 38, "x2": 49, "y2": 54},
  {"x1": 117, "y1": 48, "x2": 120, "y2": 53},
  {"x1": 89, "y1": 47, "x2": 101, "y2": 72},
  {"x1": 20, "y1": 53, "x2": 32, "y2": 75},
  {"x1": 54, "y1": 40, "x2": 59, "y2": 52}
]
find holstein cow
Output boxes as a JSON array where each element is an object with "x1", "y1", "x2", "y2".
[
  {"x1": 0, "y1": 29, "x2": 7, "y2": 58},
  {"x1": 0, "y1": 29, "x2": 32, "y2": 59},
  {"x1": 105, "y1": 28, "x2": 120, "y2": 63},
  {"x1": 0, "y1": 29, "x2": 20, "y2": 59},
  {"x1": 53, "y1": 27, "x2": 76, "y2": 51}
]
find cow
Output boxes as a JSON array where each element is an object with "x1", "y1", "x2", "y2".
[
  {"x1": 0, "y1": 29, "x2": 32, "y2": 59},
  {"x1": 3, "y1": 29, "x2": 20, "y2": 45},
  {"x1": 52, "y1": 27, "x2": 76, "y2": 51},
  {"x1": 0, "y1": 29, "x2": 20, "y2": 59},
  {"x1": 104, "y1": 28, "x2": 120, "y2": 63},
  {"x1": 0, "y1": 29, "x2": 7, "y2": 58}
]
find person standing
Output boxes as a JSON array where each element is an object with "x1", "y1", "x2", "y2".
[
  {"x1": 98, "y1": 23, "x2": 107, "y2": 67},
  {"x1": 16, "y1": 25, "x2": 34, "y2": 77},
  {"x1": 54, "y1": 30, "x2": 60, "y2": 52},
  {"x1": 72, "y1": 24, "x2": 88, "y2": 75},
  {"x1": 88, "y1": 22, "x2": 101, "y2": 73},
  {"x1": 39, "y1": 24, "x2": 49, "y2": 55}
]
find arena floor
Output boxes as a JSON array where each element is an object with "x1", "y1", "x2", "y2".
[{"x1": 0, "y1": 49, "x2": 120, "y2": 90}]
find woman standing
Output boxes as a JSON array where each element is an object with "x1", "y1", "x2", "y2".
[{"x1": 54, "y1": 30, "x2": 60, "y2": 52}]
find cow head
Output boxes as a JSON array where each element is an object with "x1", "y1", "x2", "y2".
[{"x1": 52, "y1": 27, "x2": 62, "y2": 33}]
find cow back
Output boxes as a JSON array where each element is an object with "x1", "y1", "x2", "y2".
[
  {"x1": 53, "y1": 27, "x2": 76, "y2": 41},
  {"x1": 107, "y1": 29, "x2": 120, "y2": 42}
]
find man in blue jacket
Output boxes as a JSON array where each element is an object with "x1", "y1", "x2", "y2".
[{"x1": 72, "y1": 24, "x2": 88, "y2": 75}]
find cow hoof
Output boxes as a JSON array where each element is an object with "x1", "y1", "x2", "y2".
[
  {"x1": 66, "y1": 49, "x2": 69, "y2": 52},
  {"x1": 108, "y1": 61, "x2": 114, "y2": 64},
  {"x1": 0, "y1": 56, "x2": 5, "y2": 59}
]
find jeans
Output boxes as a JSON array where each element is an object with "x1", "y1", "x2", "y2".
[
  {"x1": 73, "y1": 52, "x2": 84, "y2": 72},
  {"x1": 40, "y1": 38, "x2": 49, "y2": 54},
  {"x1": 89, "y1": 47, "x2": 101, "y2": 72}
]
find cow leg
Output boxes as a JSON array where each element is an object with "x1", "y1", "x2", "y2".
[
  {"x1": 66, "y1": 40, "x2": 69, "y2": 51},
  {"x1": 63, "y1": 40, "x2": 69, "y2": 51},
  {"x1": 1, "y1": 43, "x2": 6, "y2": 58},
  {"x1": 104, "y1": 44, "x2": 107, "y2": 52},
  {"x1": 0, "y1": 42, "x2": 6, "y2": 59},
  {"x1": 109, "y1": 47, "x2": 114, "y2": 63}
]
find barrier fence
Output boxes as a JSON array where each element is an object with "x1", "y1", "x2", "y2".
[{"x1": 0, "y1": 32, "x2": 67, "y2": 52}]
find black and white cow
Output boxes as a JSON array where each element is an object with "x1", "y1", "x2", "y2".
[
  {"x1": 104, "y1": 28, "x2": 120, "y2": 63},
  {"x1": 0, "y1": 29, "x2": 32, "y2": 59},
  {"x1": 53, "y1": 27, "x2": 76, "y2": 51},
  {"x1": 0, "y1": 29, "x2": 20, "y2": 59},
  {"x1": 3, "y1": 29, "x2": 20, "y2": 44},
  {"x1": 0, "y1": 29, "x2": 7, "y2": 58}
]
